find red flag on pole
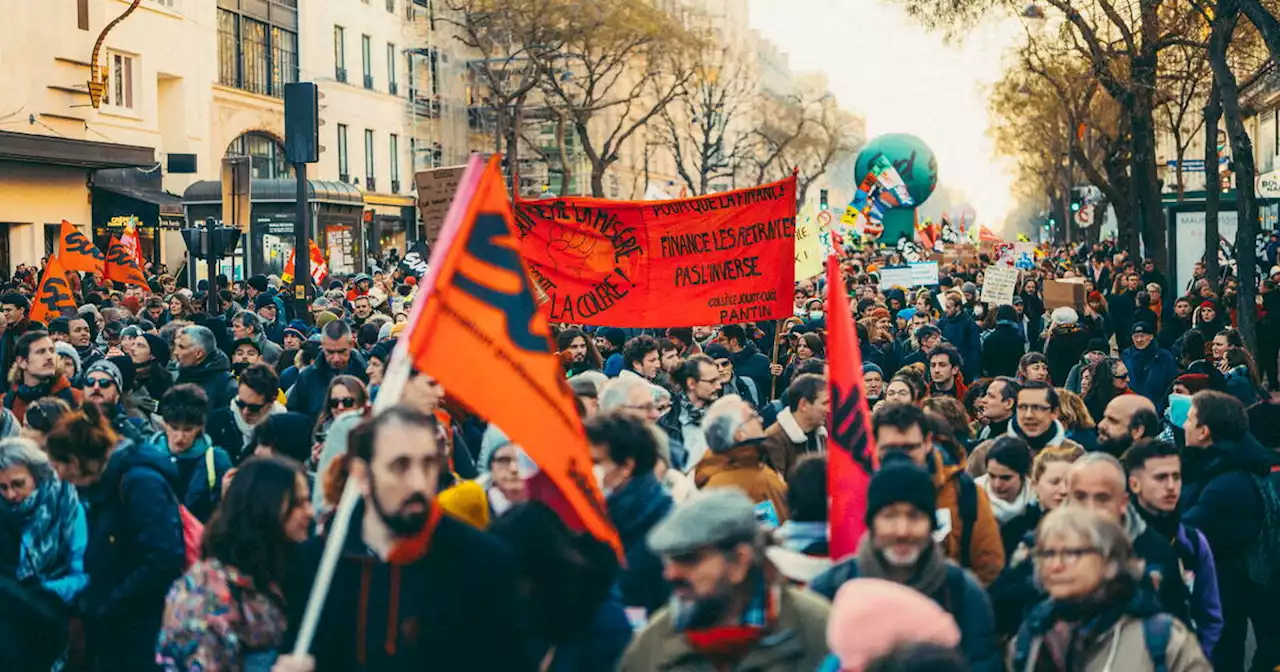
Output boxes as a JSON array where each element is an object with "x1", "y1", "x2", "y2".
[{"x1": 826, "y1": 254, "x2": 879, "y2": 559}]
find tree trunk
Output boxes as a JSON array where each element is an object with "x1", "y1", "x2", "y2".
[
  {"x1": 1209, "y1": 0, "x2": 1261, "y2": 354},
  {"x1": 1205, "y1": 82, "x2": 1223, "y2": 294},
  {"x1": 1133, "y1": 0, "x2": 1169, "y2": 271},
  {"x1": 554, "y1": 111, "x2": 572, "y2": 196}
]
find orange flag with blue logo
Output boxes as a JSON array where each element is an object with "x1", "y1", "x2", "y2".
[
  {"x1": 403, "y1": 155, "x2": 621, "y2": 556},
  {"x1": 103, "y1": 235, "x2": 148, "y2": 289},
  {"x1": 56, "y1": 220, "x2": 105, "y2": 274},
  {"x1": 30, "y1": 255, "x2": 77, "y2": 325}
]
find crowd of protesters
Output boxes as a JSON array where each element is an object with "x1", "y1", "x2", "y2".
[{"x1": 0, "y1": 235, "x2": 1274, "y2": 672}]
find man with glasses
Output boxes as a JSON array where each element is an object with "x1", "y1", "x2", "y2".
[
  {"x1": 207, "y1": 363, "x2": 284, "y2": 464},
  {"x1": 658, "y1": 355, "x2": 719, "y2": 471},
  {"x1": 874, "y1": 402, "x2": 1005, "y2": 585},
  {"x1": 151, "y1": 384, "x2": 234, "y2": 523},
  {"x1": 1066, "y1": 453, "x2": 1190, "y2": 626},
  {"x1": 692, "y1": 395, "x2": 790, "y2": 525},
  {"x1": 703, "y1": 342, "x2": 760, "y2": 407},
  {"x1": 287, "y1": 319, "x2": 368, "y2": 426},
  {"x1": 82, "y1": 359, "x2": 153, "y2": 444}
]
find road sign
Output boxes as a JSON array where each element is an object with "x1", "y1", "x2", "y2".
[{"x1": 1075, "y1": 203, "x2": 1095, "y2": 228}]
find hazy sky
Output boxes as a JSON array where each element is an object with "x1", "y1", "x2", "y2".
[{"x1": 749, "y1": 0, "x2": 1023, "y2": 230}]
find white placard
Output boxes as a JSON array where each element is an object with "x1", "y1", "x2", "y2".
[{"x1": 981, "y1": 266, "x2": 1019, "y2": 306}]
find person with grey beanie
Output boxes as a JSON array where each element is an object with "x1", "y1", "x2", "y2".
[{"x1": 54, "y1": 341, "x2": 82, "y2": 386}]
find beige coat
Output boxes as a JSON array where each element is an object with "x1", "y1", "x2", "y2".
[
  {"x1": 619, "y1": 585, "x2": 831, "y2": 672},
  {"x1": 1010, "y1": 615, "x2": 1212, "y2": 672}
]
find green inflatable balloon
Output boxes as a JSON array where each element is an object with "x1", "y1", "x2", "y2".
[{"x1": 855, "y1": 133, "x2": 939, "y2": 207}]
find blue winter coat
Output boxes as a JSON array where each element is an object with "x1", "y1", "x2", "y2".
[
  {"x1": 606, "y1": 474, "x2": 673, "y2": 615},
  {"x1": 532, "y1": 592, "x2": 632, "y2": 672},
  {"x1": 78, "y1": 440, "x2": 185, "y2": 670},
  {"x1": 938, "y1": 311, "x2": 983, "y2": 382},
  {"x1": 1182, "y1": 435, "x2": 1277, "y2": 558},
  {"x1": 1177, "y1": 524, "x2": 1223, "y2": 658},
  {"x1": 1121, "y1": 345, "x2": 1179, "y2": 412}
]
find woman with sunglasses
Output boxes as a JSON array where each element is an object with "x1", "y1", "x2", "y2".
[
  {"x1": 158, "y1": 456, "x2": 313, "y2": 671},
  {"x1": 309, "y1": 375, "x2": 368, "y2": 467},
  {"x1": 1082, "y1": 357, "x2": 1133, "y2": 428}
]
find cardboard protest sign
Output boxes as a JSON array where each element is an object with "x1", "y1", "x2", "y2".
[
  {"x1": 56, "y1": 220, "x2": 105, "y2": 274},
  {"x1": 30, "y1": 255, "x2": 76, "y2": 324},
  {"x1": 398, "y1": 240, "x2": 430, "y2": 278},
  {"x1": 981, "y1": 266, "x2": 1019, "y2": 306},
  {"x1": 794, "y1": 203, "x2": 823, "y2": 280},
  {"x1": 103, "y1": 236, "x2": 148, "y2": 289},
  {"x1": 415, "y1": 166, "x2": 466, "y2": 244},
  {"x1": 1044, "y1": 278, "x2": 1087, "y2": 311},
  {"x1": 514, "y1": 177, "x2": 797, "y2": 327}
]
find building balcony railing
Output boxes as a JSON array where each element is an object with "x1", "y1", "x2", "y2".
[
  {"x1": 336, "y1": 67, "x2": 348, "y2": 83},
  {"x1": 218, "y1": 29, "x2": 298, "y2": 98},
  {"x1": 412, "y1": 95, "x2": 441, "y2": 118},
  {"x1": 364, "y1": 74, "x2": 375, "y2": 90},
  {"x1": 366, "y1": 177, "x2": 377, "y2": 192}
]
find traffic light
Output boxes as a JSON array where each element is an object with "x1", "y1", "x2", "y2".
[{"x1": 1069, "y1": 187, "x2": 1084, "y2": 213}]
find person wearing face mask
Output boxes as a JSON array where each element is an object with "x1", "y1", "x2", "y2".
[
  {"x1": 692, "y1": 395, "x2": 789, "y2": 525},
  {"x1": 586, "y1": 412, "x2": 673, "y2": 618},
  {"x1": 0, "y1": 437, "x2": 88, "y2": 670},
  {"x1": 810, "y1": 453, "x2": 1000, "y2": 672}
]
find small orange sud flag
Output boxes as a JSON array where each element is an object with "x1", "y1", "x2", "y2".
[
  {"x1": 404, "y1": 155, "x2": 622, "y2": 556},
  {"x1": 30, "y1": 254, "x2": 77, "y2": 324},
  {"x1": 827, "y1": 253, "x2": 880, "y2": 559},
  {"x1": 103, "y1": 235, "x2": 149, "y2": 289},
  {"x1": 56, "y1": 220, "x2": 104, "y2": 274}
]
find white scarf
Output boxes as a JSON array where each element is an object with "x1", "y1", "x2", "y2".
[
  {"x1": 975, "y1": 473, "x2": 1032, "y2": 524},
  {"x1": 229, "y1": 397, "x2": 287, "y2": 450}
]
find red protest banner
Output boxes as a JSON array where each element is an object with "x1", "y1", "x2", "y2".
[
  {"x1": 826, "y1": 254, "x2": 879, "y2": 559},
  {"x1": 514, "y1": 177, "x2": 797, "y2": 327},
  {"x1": 103, "y1": 236, "x2": 148, "y2": 289}
]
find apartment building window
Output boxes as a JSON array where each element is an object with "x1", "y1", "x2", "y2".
[
  {"x1": 78, "y1": 0, "x2": 89, "y2": 30},
  {"x1": 365, "y1": 130, "x2": 376, "y2": 191},
  {"x1": 334, "y1": 26, "x2": 347, "y2": 82},
  {"x1": 386, "y1": 0, "x2": 395, "y2": 12},
  {"x1": 227, "y1": 132, "x2": 292, "y2": 179},
  {"x1": 104, "y1": 51, "x2": 136, "y2": 109},
  {"x1": 337, "y1": 124, "x2": 350, "y2": 182},
  {"x1": 409, "y1": 137, "x2": 418, "y2": 172},
  {"x1": 390, "y1": 134, "x2": 400, "y2": 193},
  {"x1": 387, "y1": 43, "x2": 398, "y2": 95},
  {"x1": 217, "y1": 8, "x2": 298, "y2": 98},
  {"x1": 362, "y1": 35, "x2": 374, "y2": 89}
]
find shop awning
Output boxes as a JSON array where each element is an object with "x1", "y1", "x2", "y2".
[
  {"x1": 182, "y1": 178, "x2": 364, "y2": 206},
  {"x1": 0, "y1": 130, "x2": 155, "y2": 169},
  {"x1": 94, "y1": 183, "x2": 185, "y2": 217}
]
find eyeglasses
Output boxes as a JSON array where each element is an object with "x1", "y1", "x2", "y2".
[
  {"x1": 235, "y1": 398, "x2": 268, "y2": 413},
  {"x1": 329, "y1": 397, "x2": 358, "y2": 410},
  {"x1": 1033, "y1": 547, "x2": 1101, "y2": 564},
  {"x1": 84, "y1": 378, "x2": 115, "y2": 389},
  {"x1": 1016, "y1": 403, "x2": 1053, "y2": 414},
  {"x1": 1113, "y1": 371, "x2": 1130, "y2": 379},
  {"x1": 623, "y1": 402, "x2": 658, "y2": 413},
  {"x1": 698, "y1": 377, "x2": 720, "y2": 384}
]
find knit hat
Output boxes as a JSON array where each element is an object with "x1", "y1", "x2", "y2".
[
  {"x1": 862, "y1": 362, "x2": 884, "y2": 378},
  {"x1": 254, "y1": 294, "x2": 276, "y2": 310},
  {"x1": 1051, "y1": 307, "x2": 1079, "y2": 326},
  {"x1": 1173, "y1": 373, "x2": 1212, "y2": 395},
  {"x1": 85, "y1": 359, "x2": 123, "y2": 391},
  {"x1": 647, "y1": 488, "x2": 759, "y2": 556},
  {"x1": 284, "y1": 326, "x2": 308, "y2": 342},
  {"x1": 865, "y1": 453, "x2": 936, "y2": 528},
  {"x1": 479, "y1": 424, "x2": 513, "y2": 472},
  {"x1": 896, "y1": 307, "x2": 917, "y2": 322},
  {"x1": 825, "y1": 579, "x2": 961, "y2": 671},
  {"x1": 961, "y1": 281, "x2": 978, "y2": 295},
  {"x1": 232, "y1": 337, "x2": 262, "y2": 355},
  {"x1": 1085, "y1": 338, "x2": 1109, "y2": 356},
  {"x1": 248, "y1": 274, "x2": 269, "y2": 292},
  {"x1": 598, "y1": 327, "x2": 627, "y2": 349},
  {"x1": 867, "y1": 306, "x2": 891, "y2": 321},
  {"x1": 1088, "y1": 291, "x2": 1104, "y2": 304},
  {"x1": 1199, "y1": 300, "x2": 1216, "y2": 311},
  {"x1": 54, "y1": 342, "x2": 81, "y2": 380},
  {"x1": 437, "y1": 480, "x2": 490, "y2": 530},
  {"x1": 368, "y1": 340, "x2": 393, "y2": 365},
  {"x1": 107, "y1": 355, "x2": 136, "y2": 392},
  {"x1": 1131, "y1": 322, "x2": 1154, "y2": 336}
]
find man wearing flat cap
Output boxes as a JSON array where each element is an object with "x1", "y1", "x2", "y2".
[
  {"x1": 1122, "y1": 321, "x2": 1178, "y2": 412},
  {"x1": 619, "y1": 488, "x2": 830, "y2": 672}
]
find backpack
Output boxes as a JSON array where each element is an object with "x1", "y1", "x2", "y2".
[
  {"x1": 1012, "y1": 613, "x2": 1173, "y2": 672},
  {"x1": 1243, "y1": 467, "x2": 1280, "y2": 590}
]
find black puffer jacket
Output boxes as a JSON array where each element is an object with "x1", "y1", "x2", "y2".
[
  {"x1": 176, "y1": 349, "x2": 238, "y2": 412},
  {"x1": 286, "y1": 350, "x2": 369, "y2": 426}
]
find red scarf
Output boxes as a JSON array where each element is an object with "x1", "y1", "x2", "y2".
[{"x1": 682, "y1": 584, "x2": 780, "y2": 665}]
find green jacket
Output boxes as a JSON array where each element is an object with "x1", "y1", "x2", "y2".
[{"x1": 619, "y1": 584, "x2": 830, "y2": 672}]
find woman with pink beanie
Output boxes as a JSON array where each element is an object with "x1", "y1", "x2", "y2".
[{"x1": 818, "y1": 578, "x2": 962, "y2": 672}]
